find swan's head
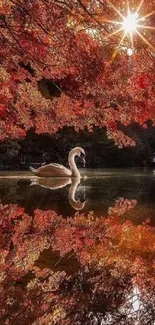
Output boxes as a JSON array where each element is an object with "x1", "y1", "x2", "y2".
[
  {"x1": 71, "y1": 147, "x2": 85, "y2": 157},
  {"x1": 71, "y1": 147, "x2": 86, "y2": 167}
]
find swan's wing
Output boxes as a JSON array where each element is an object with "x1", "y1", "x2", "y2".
[
  {"x1": 48, "y1": 163, "x2": 64, "y2": 169},
  {"x1": 37, "y1": 163, "x2": 72, "y2": 177}
]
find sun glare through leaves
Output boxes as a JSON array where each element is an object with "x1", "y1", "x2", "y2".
[
  {"x1": 123, "y1": 12, "x2": 138, "y2": 34},
  {"x1": 104, "y1": 0, "x2": 155, "y2": 55}
]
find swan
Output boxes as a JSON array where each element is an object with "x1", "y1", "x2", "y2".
[
  {"x1": 30, "y1": 177, "x2": 86, "y2": 210},
  {"x1": 30, "y1": 147, "x2": 85, "y2": 178}
]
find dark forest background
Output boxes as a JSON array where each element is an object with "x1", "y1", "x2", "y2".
[{"x1": 1, "y1": 123, "x2": 155, "y2": 170}]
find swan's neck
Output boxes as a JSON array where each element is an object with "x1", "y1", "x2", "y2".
[{"x1": 68, "y1": 152, "x2": 80, "y2": 178}]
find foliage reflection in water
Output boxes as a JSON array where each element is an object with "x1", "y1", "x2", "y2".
[{"x1": 0, "y1": 170, "x2": 155, "y2": 325}]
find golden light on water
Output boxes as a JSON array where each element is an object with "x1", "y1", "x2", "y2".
[{"x1": 103, "y1": 0, "x2": 155, "y2": 55}]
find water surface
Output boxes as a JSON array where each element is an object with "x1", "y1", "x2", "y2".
[{"x1": 0, "y1": 168, "x2": 155, "y2": 220}]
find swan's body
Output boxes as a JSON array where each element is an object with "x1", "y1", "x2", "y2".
[
  {"x1": 30, "y1": 164, "x2": 72, "y2": 178},
  {"x1": 30, "y1": 147, "x2": 85, "y2": 178}
]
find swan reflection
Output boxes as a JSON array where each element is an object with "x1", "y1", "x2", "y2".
[
  {"x1": 30, "y1": 177, "x2": 86, "y2": 211},
  {"x1": 68, "y1": 177, "x2": 86, "y2": 210}
]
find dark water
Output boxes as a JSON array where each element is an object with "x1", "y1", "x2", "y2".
[
  {"x1": 0, "y1": 168, "x2": 155, "y2": 220},
  {"x1": 0, "y1": 169, "x2": 155, "y2": 324}
]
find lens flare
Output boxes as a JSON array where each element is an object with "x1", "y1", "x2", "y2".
[
  {"x1": 127, "y1": 48, "x2": 134, "y2": 56},
  {"x1": 101, "y1": 0, "x2": 155, "y2": 57}
]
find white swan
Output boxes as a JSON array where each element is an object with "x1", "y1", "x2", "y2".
[{"x1": 30, "y1": 147, "x2": 85, "y2": 178}]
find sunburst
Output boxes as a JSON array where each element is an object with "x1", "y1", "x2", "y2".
[{"x1": 103, "y1": 0, "x2": 155, "y2": 55}]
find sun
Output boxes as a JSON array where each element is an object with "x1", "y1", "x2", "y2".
[
  {"x1": 102, "y1": 0, "x2": 155, "y2": 56},
  {"x1": 123, "y1": 12, "x2": 138, "y2": 34}
]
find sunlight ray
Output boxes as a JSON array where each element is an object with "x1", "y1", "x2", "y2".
[
  {"x1": 135, "y1": 30, "x2": 155, "y2": 51},
  {"x1": 130, "y1": 31, "x2": 134, "y2": 49},
  {"x1": 100, "y1": 19, "x2": 122, "y2": 25},
  {"x1": 127, "y1": 0, "x2": 130, "y2": 15},
  {"x1": 106, "y1": 0, "x2": 125, "y2": 19},
  {"x1": 136, "y1": 0, "x2": 145, "y2": 14},
  {"x1": 137, "y1": 24, "x2": 155, "y2": 30},
  {"x1": 112, "y1": 32, "x2": 127, "y2": 58},
  {"x1": 137, "y1": 10, "x2": 155, "y2": 22},
  {"x1": 117, "y1": 31, "x2": 127, "y2": 48},
  {"x1": 105, "y1": 27, "x2": 123, "y2": 39}
]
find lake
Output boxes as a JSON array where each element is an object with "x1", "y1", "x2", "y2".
[{"x1": 0, "y1": 169, "x2": 155, "y2": 324}]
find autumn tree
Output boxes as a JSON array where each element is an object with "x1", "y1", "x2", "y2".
[
  {"x1": 0, "y1": 200, "x2": 155, "y2": 324},
  {"x1": 0, "y1": 0, "x2": 155, "y2": 146}
]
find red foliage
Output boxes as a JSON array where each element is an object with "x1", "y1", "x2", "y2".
[
  {"x1": 0, "y1": 0, "x2": 155, "y2": 145},
  {"x1": 0, "y1": 104, "x2": 6, "y2": 117},
  {"x1": 0, "y1": 199, "x2": 155, "y2": 324}
]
